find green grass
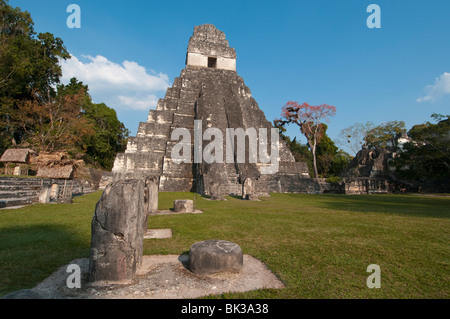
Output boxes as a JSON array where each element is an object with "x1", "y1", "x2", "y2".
[{"x1": 0, "y1": 191, "x2": 449, "y2": 298}]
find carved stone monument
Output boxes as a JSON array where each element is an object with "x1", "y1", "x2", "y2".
[
  {"x1": 88, "y1": 179, "x2": 147, "y2": 283},
  {"x1": 209, "y1": 181, "x2": 225, "y2": 200},
  {"x1": 242, "y1": 177, "x2": 259, "y2": 200},
  {"x1": 145, "y1": 176, "x2": 159, "y2": 214}
]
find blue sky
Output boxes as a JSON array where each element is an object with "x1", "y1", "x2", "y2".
[{"x1": 9, "y1": 0, "x2": 450, "y2": 153}]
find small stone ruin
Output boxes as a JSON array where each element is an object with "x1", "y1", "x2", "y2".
[{"x1": 173, "y1": 199, "x2": 194, "y2": 213}]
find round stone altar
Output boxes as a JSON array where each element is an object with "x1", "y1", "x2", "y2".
[{"x1": 188, "y1": 240, "x2": 243, "y2": 275}]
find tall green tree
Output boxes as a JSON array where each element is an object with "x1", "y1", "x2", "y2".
[
  {"x1": 393, "y1": 114, "x2": 450, "y2": 180},
  {"x1": 274, "y1": 120, "x2": 313, "y2": 176},
  {"x1": 365, "y1": 120, "x2": 406, "y2": 150},
  {"x1": 12, "y1": 87, "x2": 94, "y2": 153},
  {"x1": 83, "y1": 102, "x2": 129, "y2": 170},
  {"x1": 274, "y1": 120, "x2": 350, "y2": 178},
  {"x1": 315, "y1": 124, "x2": 351, "y2": 177},
  {"x1": 279, "y1": 101, "x2": 337, "y2": 178},
  {"x1": 0, "y1": 0, "x2": 69, "y2": 151},
  {"x1": 0, "y1": 2, "x2": 128, "y2": 170},
  {"x1": 58, "y1": 78, "x2": 129, "y2": 169}
]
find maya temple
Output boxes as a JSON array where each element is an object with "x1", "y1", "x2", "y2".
[{"x1": 110, "y1": 24, "x2": 320, "y2": 196}]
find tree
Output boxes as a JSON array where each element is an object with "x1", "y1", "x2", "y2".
[
  {"x1": 275, "y1": 119, "x2": 350, "y2": 178},
  {"x1": 274, "y1": 119, "x2": 313, "y2": 177},
  {"x1": 316, "y1": 125, "x2": 338, "y2": 177},
  {"x1": 393, "y1": 114, "x2": 450, "y2": 180},
  {"x1": 0, "y1": 0, "x2": 69, "y2": 152},
  {"x1": 315, "y1": 124, "x2": 351, "y2": 177},
  {"x1": 278, "y1": 101, "x2": 336, "y2": 178},
  {"x1": 55, "y1": 77, "x2": 129, "y2": 169},
  {"x1": 83, "y1": 102, "x2": 129, "y2": 170},
  {"x1": 0, "y1": 2, "x2": 128, "y2": 170},
  {"x1": 11, "y1": 88, "x2": 94, "y2": 153},
  {"x1": 365, "y1": 120, "x2": 406, "y2": 150},
  {"x1": 337, "y1": 122, "x2": 374, "y2": 156}
]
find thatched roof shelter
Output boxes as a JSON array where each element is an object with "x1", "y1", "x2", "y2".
[
  {"x1": 36, "y1": 164, "x2": 74, "y2": 179},
  {"x1": 0, "y1": 148, "x2": 33, "y2": 164}
]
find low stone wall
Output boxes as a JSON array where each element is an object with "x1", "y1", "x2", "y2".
[
  {"x1": 343, "y1": 177, "x2": 389, "y2": 195},
  {"x1": 0, "y1": 176, "x2": 92, "y2": 208}
]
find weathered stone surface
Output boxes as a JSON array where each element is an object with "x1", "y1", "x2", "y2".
[
  {"x1": 0, "y1": 177, "x2": 88, "y2": 208},
  {"x1": 144, "y1": 229, "x2": 172, "y2": 239},
  {"x1": 145, "y1": 176, "x2": 159, "y2": 213},
  {"x1": 342, "y1": 148, "x2": 393, "y2": 178},
  {"x1": 189, "y1": 240, "x2": 243, "y2": 275},
  {"x1": 242, "y1": 178, "x2": 255, "y2": 200},
  {"x1": 50, "y1": 183, "x2": 58, "y2": 201},
  {"x1": 173, "y1": 199, "x2": 194, "y2": 213},
  {"x1": 245, "y1": 194, "x2": 260, "y2": 201},
  {"x1": 1, "y1": 289, "x2": 42, "y2": 299},
  {"x1": 38, "y1": 186, "x2": 51, "y2": 203},
  {"x1": 209, "y1": 181, "x2": 224, "y2": 200},
  {"x1": 341, "y1": 148, "x2": 395, "y2": 194},
  {"x1": 89, "y1": 179, "x2": 147, "y2": 283},
  {"x1": 343, "y1": 177, "x2": 389, "y2": 194}
]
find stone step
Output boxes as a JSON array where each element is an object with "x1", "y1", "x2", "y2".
[
  {"x1": 0, "y1": 179, "x2": 44, "y2": 185},
  {"x1": 159, "y1": 176, "x2": 193, "y2": 192},
  {"x1": 155, "y1": 98, "x2": 178, "y2": 111},
  {"x1": 137, "y1": 122, "x2": 171, "y2": 136},
  {"x1": 0, "y1": 177, "x2": 81, "y2": 187},
  {"x1": 164, "y1": 87, "x2": 181, "y2": 99},
  {"x1": 0, "y1": 197, "x2": 35, "y2": 208},
  {"x1": 125, "y1": 136, "x2": 168, "y2": 153},
  {"x1": 0, "y1": 185, "x2": 42, "y2": 191},
  {"x1": 0, "y1": 191, "x2": 38, "y2": 199},
  {"x1": 146, "y1": 109, "x2": 174, "y2": 124}
]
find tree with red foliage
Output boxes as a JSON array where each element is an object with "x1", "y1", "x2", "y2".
[{"x1": 278, "y1": 101, "x2": 336, "y2": 178}]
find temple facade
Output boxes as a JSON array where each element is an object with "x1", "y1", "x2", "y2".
[{"x1": 111, "y1": 24, "x2": 318, "y2": 195}]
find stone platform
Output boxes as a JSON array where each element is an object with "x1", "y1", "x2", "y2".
[{"x1": 2, "y1": 255, "x2": 285, "y2": 299}]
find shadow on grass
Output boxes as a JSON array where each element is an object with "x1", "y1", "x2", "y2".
[
  {"x1": 0, "y1": 224, "x2": 90, "y2": 296},
  {"x1": 310, "y1": 194, "x2": 450, "y2": 219}
]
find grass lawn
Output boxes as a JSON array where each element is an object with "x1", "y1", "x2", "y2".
[{"x1": 0, "y1": 191, "x2": 448, "y2": 298}]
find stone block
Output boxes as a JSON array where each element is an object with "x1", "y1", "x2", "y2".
[
  {"x1": 242, "y1": 177, "x2": 253, "y2": 199},
  {"x1": 245, "y1": 194, "x2": 259, "y2": 201},
  {"x1": 173, "y1": 199, "x2": 194, "y2": 213},
  {"x1": 188, "y1": 239, "x2": 243, "y2": 275},
  {"x1": 145, "y1": 177, "x2": 159, "y2": 214},
  {"x1": 50, "y1": 184, "x2": 58, "y2": 201},
  {"x1": 38, "y1": 186, "x2": 51, "y2": 203},
  {"x1": 209, "y1": 182, "x2": 224, "y2": 200}
]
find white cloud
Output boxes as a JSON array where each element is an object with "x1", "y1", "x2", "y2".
[
  {"x1": 59, "y1": 54, "x2": 170, "y2": 110},
  {"x1": 117, "y1": 94, "x2": 159, "y2": 111},
  {"x1": 417, "y1": 72, "x2": 450, "y2": 103}
]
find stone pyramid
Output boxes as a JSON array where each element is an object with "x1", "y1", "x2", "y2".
[{"x1": 111, "y1": 24, "x2": 319, "y2": 196}]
